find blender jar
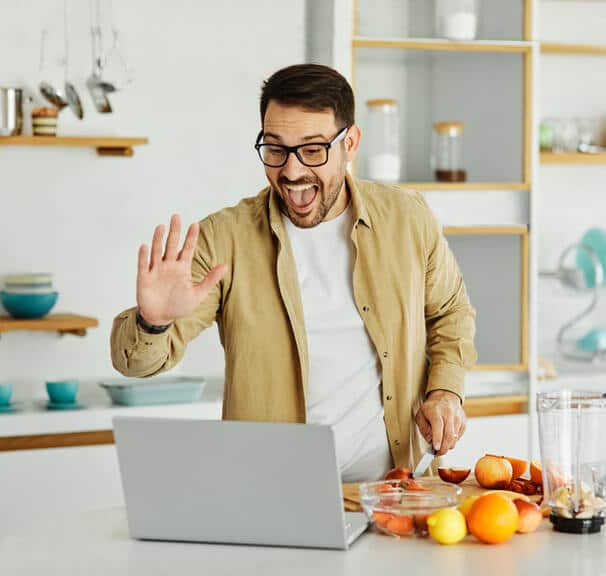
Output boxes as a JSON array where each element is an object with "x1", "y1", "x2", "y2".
[
  {"x1": 435, "y1": 0, "x2": 479, "y2": 41},
  {"x1": 537, "y1": 391, "x2": 606, "y2": 534},
  {"x1": 364, "y1": 98, "x2": 401, "y2": 184},
  {"x1": 432, "y1": 122, "x2": 466, "y2": 182}
]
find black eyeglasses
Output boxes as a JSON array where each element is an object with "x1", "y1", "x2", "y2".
[{"x1": 254, "y1": 126, "x2": 349, "y2": 168}]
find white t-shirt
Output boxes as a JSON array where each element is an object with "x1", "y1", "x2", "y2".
[{"x1": 283, "y1": 207, "x2": 393, "y2": 482}]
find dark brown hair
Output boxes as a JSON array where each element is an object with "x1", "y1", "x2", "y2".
[{"x1": 260, "y1": 64, "x2": 354, "y2": 129}]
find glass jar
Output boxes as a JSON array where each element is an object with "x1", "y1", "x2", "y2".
[
  {"x1": 365, "y1": 98, "x2": 401, "y2": 184},
  {"x1": 432, "y1": 121, "x2": 466, "y2": 182},
  {"x1": 435, "y1": 0, "x2": 479, "y2": 41}
]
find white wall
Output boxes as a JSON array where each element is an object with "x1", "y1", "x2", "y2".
[
  {"x1": 0, "y1": 0, "x2": 305, "y2": 398},
  {"x1": 537, "y1": 2, "x2": 606, "y2": 360}
]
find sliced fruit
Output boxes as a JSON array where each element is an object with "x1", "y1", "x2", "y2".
[
  {"x1": 404, "y1": 479, "x2": 429, "y2": 491},
  {"x1": 385, "y1": 515, "x2": 414, "y2": 536},
  {"x1": 483, "y1": 490, "x2": 530, "y2": 503},
  {"x1": 438, "y1": 467, "x2": 471, "y2": 484},
  {"x1": 372, "y1": 511, "x2": 394, "y2": 527},
  {"x1": 530, "y1": 461, "x2": 543, "y2": 486},
  {"x1": 384, "y1": 467, "x2": 412, "y2": 481}
]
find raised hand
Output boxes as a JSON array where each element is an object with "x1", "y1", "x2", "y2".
[{"x1": 136, "y1": 214, "x2": 226, "y2": 326}]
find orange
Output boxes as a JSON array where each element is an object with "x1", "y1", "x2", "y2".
[
  {"x1": 529, "y1": 461, "x2": 542, "y2": 486},
  {"x1": 467, "y1": 493, "x2": 519, "y2": 544}
]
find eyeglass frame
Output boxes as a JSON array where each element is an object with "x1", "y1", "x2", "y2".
[{"x1": 254, "y1": 126, "x2": 350, "y2": 168}]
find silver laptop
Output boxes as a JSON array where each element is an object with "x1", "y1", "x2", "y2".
[{"x1": 113, "y1": 417, "x2": 368, "y2": 549}]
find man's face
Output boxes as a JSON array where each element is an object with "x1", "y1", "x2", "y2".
[{"x1": 261, "y1": 101, "x2": 358, "y2": 228}]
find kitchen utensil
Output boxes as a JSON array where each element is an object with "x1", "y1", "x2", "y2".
[
  {"x1": 0, "y1": 87, "x2": 24, "y2": 136},
  {"x1": 359, "y1": 478, "x2": 461, "y2": 538},
  {"x1": 103, "y1": 0, "x2": 134, "y2": 90},
  {"x1": 38, "y1": 29, "x2": 68, "y2": 111},
  {"x1": 0, "y1": 291, "x2": 58, "y2": 319},
  {"x1": 86, "y1": 0, "x2": 113, "y2": 113},
  {"x1": 63, "y1": 0, "x2": 83, "y2": 119},
  {"x1": 99, "y1": 376, "x2": 206, "y2": 406},
  {"x1": 413, "y1": 446, "x2": 437, "y2": 478},
  {"x1": 537, "y1": 391, "x2": 606, "y2": 534}
]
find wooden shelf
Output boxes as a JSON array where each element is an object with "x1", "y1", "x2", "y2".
[
  {"x1": 0, "y1": 136, "x2": 148, "y2": 157},
  {"x1": 541, "y1": 42, "x2": 606, "y2": 56},
  {"x1": 464, "y1": 395, "x2": 528, "y2": 418},
  {"x1": 541, "y1": 152, "x2": 606, "y2": 164},
  {"x1": 353, "y1": 37, "x2": 532, "y2": 53},
  {"x1": 0, "y1": 314, "x2": 99, "y2": 337},
  {"x1": 402, "y1": 182, "x2": 529, "y2": 192}
]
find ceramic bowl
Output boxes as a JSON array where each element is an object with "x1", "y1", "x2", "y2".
[{"x1": 0, "y1": 291, "x2": 58, "y2": 319}]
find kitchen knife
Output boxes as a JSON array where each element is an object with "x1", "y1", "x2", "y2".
[{"x1": 413, "y1": 446, "x2": 437, "y2": 478}]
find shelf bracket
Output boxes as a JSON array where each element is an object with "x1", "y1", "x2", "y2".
[
  {"x1": 58, "y1": 328, "x2": 89, "y2": 337},
  {"x1": 96, "y1": 146, "x2": 134, "y2": 157}
]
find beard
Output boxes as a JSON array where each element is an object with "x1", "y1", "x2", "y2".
[{"x1": 274, "y1": 164, "x2": 347, "y2": 229}]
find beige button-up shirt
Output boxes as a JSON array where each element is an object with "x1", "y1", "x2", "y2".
[{"x1": 110, "y1": 174, "x2": 477, "y2": 469}]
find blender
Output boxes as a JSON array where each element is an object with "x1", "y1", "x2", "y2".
[{"x1": 537, "y1": 391, "x2": 606, "y2": 534}]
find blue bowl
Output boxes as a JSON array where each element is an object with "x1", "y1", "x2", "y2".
[
  {"x1": 0, "y1": 291, "x2": 58, "y2": 319},
  {"x1": 0, "y1": 384, "x2": 13, "y2": 406},
  {"x1": 46, "y1": 380, "x2": 79, "y2": 404},
  {"x1": 576, "y1": 228, "x2": 606, "y2": 289}
]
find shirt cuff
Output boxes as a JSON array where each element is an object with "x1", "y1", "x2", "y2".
[{"x1": 425, "y1": 364, "x2": 466, "y2": 404}]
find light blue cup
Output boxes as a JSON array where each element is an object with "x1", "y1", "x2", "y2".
[
  {"x1": 46, "y1": 380, "x2": 79, "y2": 404},
  {"x1": 0, "y1": 384, "x2": 13, "y2": 406}
]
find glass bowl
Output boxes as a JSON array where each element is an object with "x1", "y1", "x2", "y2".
[{"x1": 359, "y1": 478, "x2": 462, "y2": 538}]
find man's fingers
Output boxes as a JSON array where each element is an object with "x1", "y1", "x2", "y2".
[
  {"x1": 137, "y1": 244, "x2": 150, "y2": 276},
  {"x1": 415, "y1": 409, "x2": 432, "y2": 445},
  {"x1": 163, "y1": 214, "x2": 182, "y2": 260},
  {"x1": 150, "y1": 224, "x2": 165, "y2": 269},
  {"x1": 440, "y1": 418, "x2": 457, "y2": 456},
  {"x1": 178, "y1": 222, "x2": 200, "y2": 263},
  {"x1": 194, "y1": 265, "x2": 228, "y2": 301},
  {"x1": 426, "y1": 411, "x2": 444, "y2": 453}
]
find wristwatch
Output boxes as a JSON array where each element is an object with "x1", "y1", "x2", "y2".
[{"x1": 135, "y1": 309, "x2": 173, "y2": 334}]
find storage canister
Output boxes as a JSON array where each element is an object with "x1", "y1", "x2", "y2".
[
  {"x1": 365, "y1": 98, "x2": 401, "y2": 184},
  {"x1": 432, "y1": 121, "x2": 466, "y2": 183}
]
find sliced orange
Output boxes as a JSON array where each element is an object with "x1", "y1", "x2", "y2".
[{"x1": 529, "y1": 461, "x2": 543, "y2": 486}]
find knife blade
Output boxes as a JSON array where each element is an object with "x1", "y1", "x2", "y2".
[{"x1": 413, "y1": 446, "x2": 436, "y2": 478}]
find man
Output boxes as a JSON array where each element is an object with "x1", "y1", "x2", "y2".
[{"x1": 111, "y1": 64, "x2": 476, "y2": 482}]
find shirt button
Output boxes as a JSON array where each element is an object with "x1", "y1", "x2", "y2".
[
  {"x1": 362, "y1": 305, "x2": 370, "y2": 312},
  {"x1": 383, "y1": 352, "x2": 389, "y2": 359},
  {"x1": 394, "y1": 440, "x2": 400, "y2": 446},
  {"x1": 386, "y1": 395, "x2": 392, "y2": 401}
]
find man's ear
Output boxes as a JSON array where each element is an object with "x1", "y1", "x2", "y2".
[{"x1": 345, "y1": 124, "x2": 361, "y2": 159}]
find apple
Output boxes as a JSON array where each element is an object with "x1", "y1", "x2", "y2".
[
  {"x1": 474, "y1": 455, "x2": 513, "y2": 489},
  {"x1": 438, "y1": 467, "x2": 471, "y2": 484},
  {"x1": 515, "y1": 499, "x2": 543, "y2": 533}
]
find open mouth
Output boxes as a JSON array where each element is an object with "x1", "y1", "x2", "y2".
[{"x1": 284, "y1": 183, "x2": 318, "y2": 214}]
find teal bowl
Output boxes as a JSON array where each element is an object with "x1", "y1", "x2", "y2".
[
  {"x1": 46, "y1": 380, "x2": 79, "y2": 404},
  {"x1": 0, "y1": 291, "x2": 58, "y2": 319},
  {"x1": 0, "y1": 384, "x2": 13, "y2": 406}
]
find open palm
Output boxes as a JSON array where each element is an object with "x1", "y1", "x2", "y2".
[{"x1": 136, "y1": 214, "x2": 226, "y2": 326}]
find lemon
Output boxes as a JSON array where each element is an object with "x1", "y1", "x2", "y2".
[{"x1": 427, "y1": 508, "x2": 467, "y2": 545}]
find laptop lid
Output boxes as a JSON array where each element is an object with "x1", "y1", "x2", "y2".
[{"x1": 113, "y1": 417, "x2": 354, "y2": 549}]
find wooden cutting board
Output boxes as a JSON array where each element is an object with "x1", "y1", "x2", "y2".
[{"x1": 342, "y1": 479, "x2": 540, "y2": 512}]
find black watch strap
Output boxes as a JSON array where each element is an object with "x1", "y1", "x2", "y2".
[{"x1": 135, "y1": 309, "x2": 172, "y2": 334}]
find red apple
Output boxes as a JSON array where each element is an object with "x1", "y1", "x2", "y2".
[
  {"x1": 474, "y1": 455, "x2": 513, "y2": 489},
  {"x1": 515, "y1": 499, "x2": 543, "y2": 533},
  {"x1": 438, "y1": 467, "x2": 471, "y2": 484}
]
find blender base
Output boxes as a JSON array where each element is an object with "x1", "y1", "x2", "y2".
[{"x1": 550, "y1": 513, "x2": 605, "y2": 534}]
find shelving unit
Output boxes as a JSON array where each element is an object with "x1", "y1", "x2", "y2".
[
  {"x1": 541, "y1": 152, "x2": 606, "y2": 164},
  {"x1": 0, "y1": 136, "x2": 148, "y2": 157},
  {"x1": 306, "y1": 0, "x2": 537, "y2": 422},
  {"x1": 0, "y1": 314, "x2": 99, "y2": 337},
  {"x1": 541, "y1": 42, "x2": 606, "y2": 55}
]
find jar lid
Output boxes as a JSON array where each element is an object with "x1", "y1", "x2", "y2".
[
  {"x1": 433, "y1": 121, "x2": 465, "y2": 135},
  {"x1": 366, "y1": 98, "x2": 399, "y2": 108}
]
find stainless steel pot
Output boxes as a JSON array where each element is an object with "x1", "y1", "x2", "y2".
[{"x1": 0, "y1": 87, "x2": 23, "y2": 136}]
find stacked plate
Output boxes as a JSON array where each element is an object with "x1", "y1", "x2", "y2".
[{"x1": 1, "y1": 273, "x2": 58, "y2": 318}]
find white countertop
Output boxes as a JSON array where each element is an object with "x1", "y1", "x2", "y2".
[
  {"x1": 0, "y1": 378, "x2": 223, "y2": 437},
  {"x1": 2, "y1": 507, "x2": 605, "y2": 576}
]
